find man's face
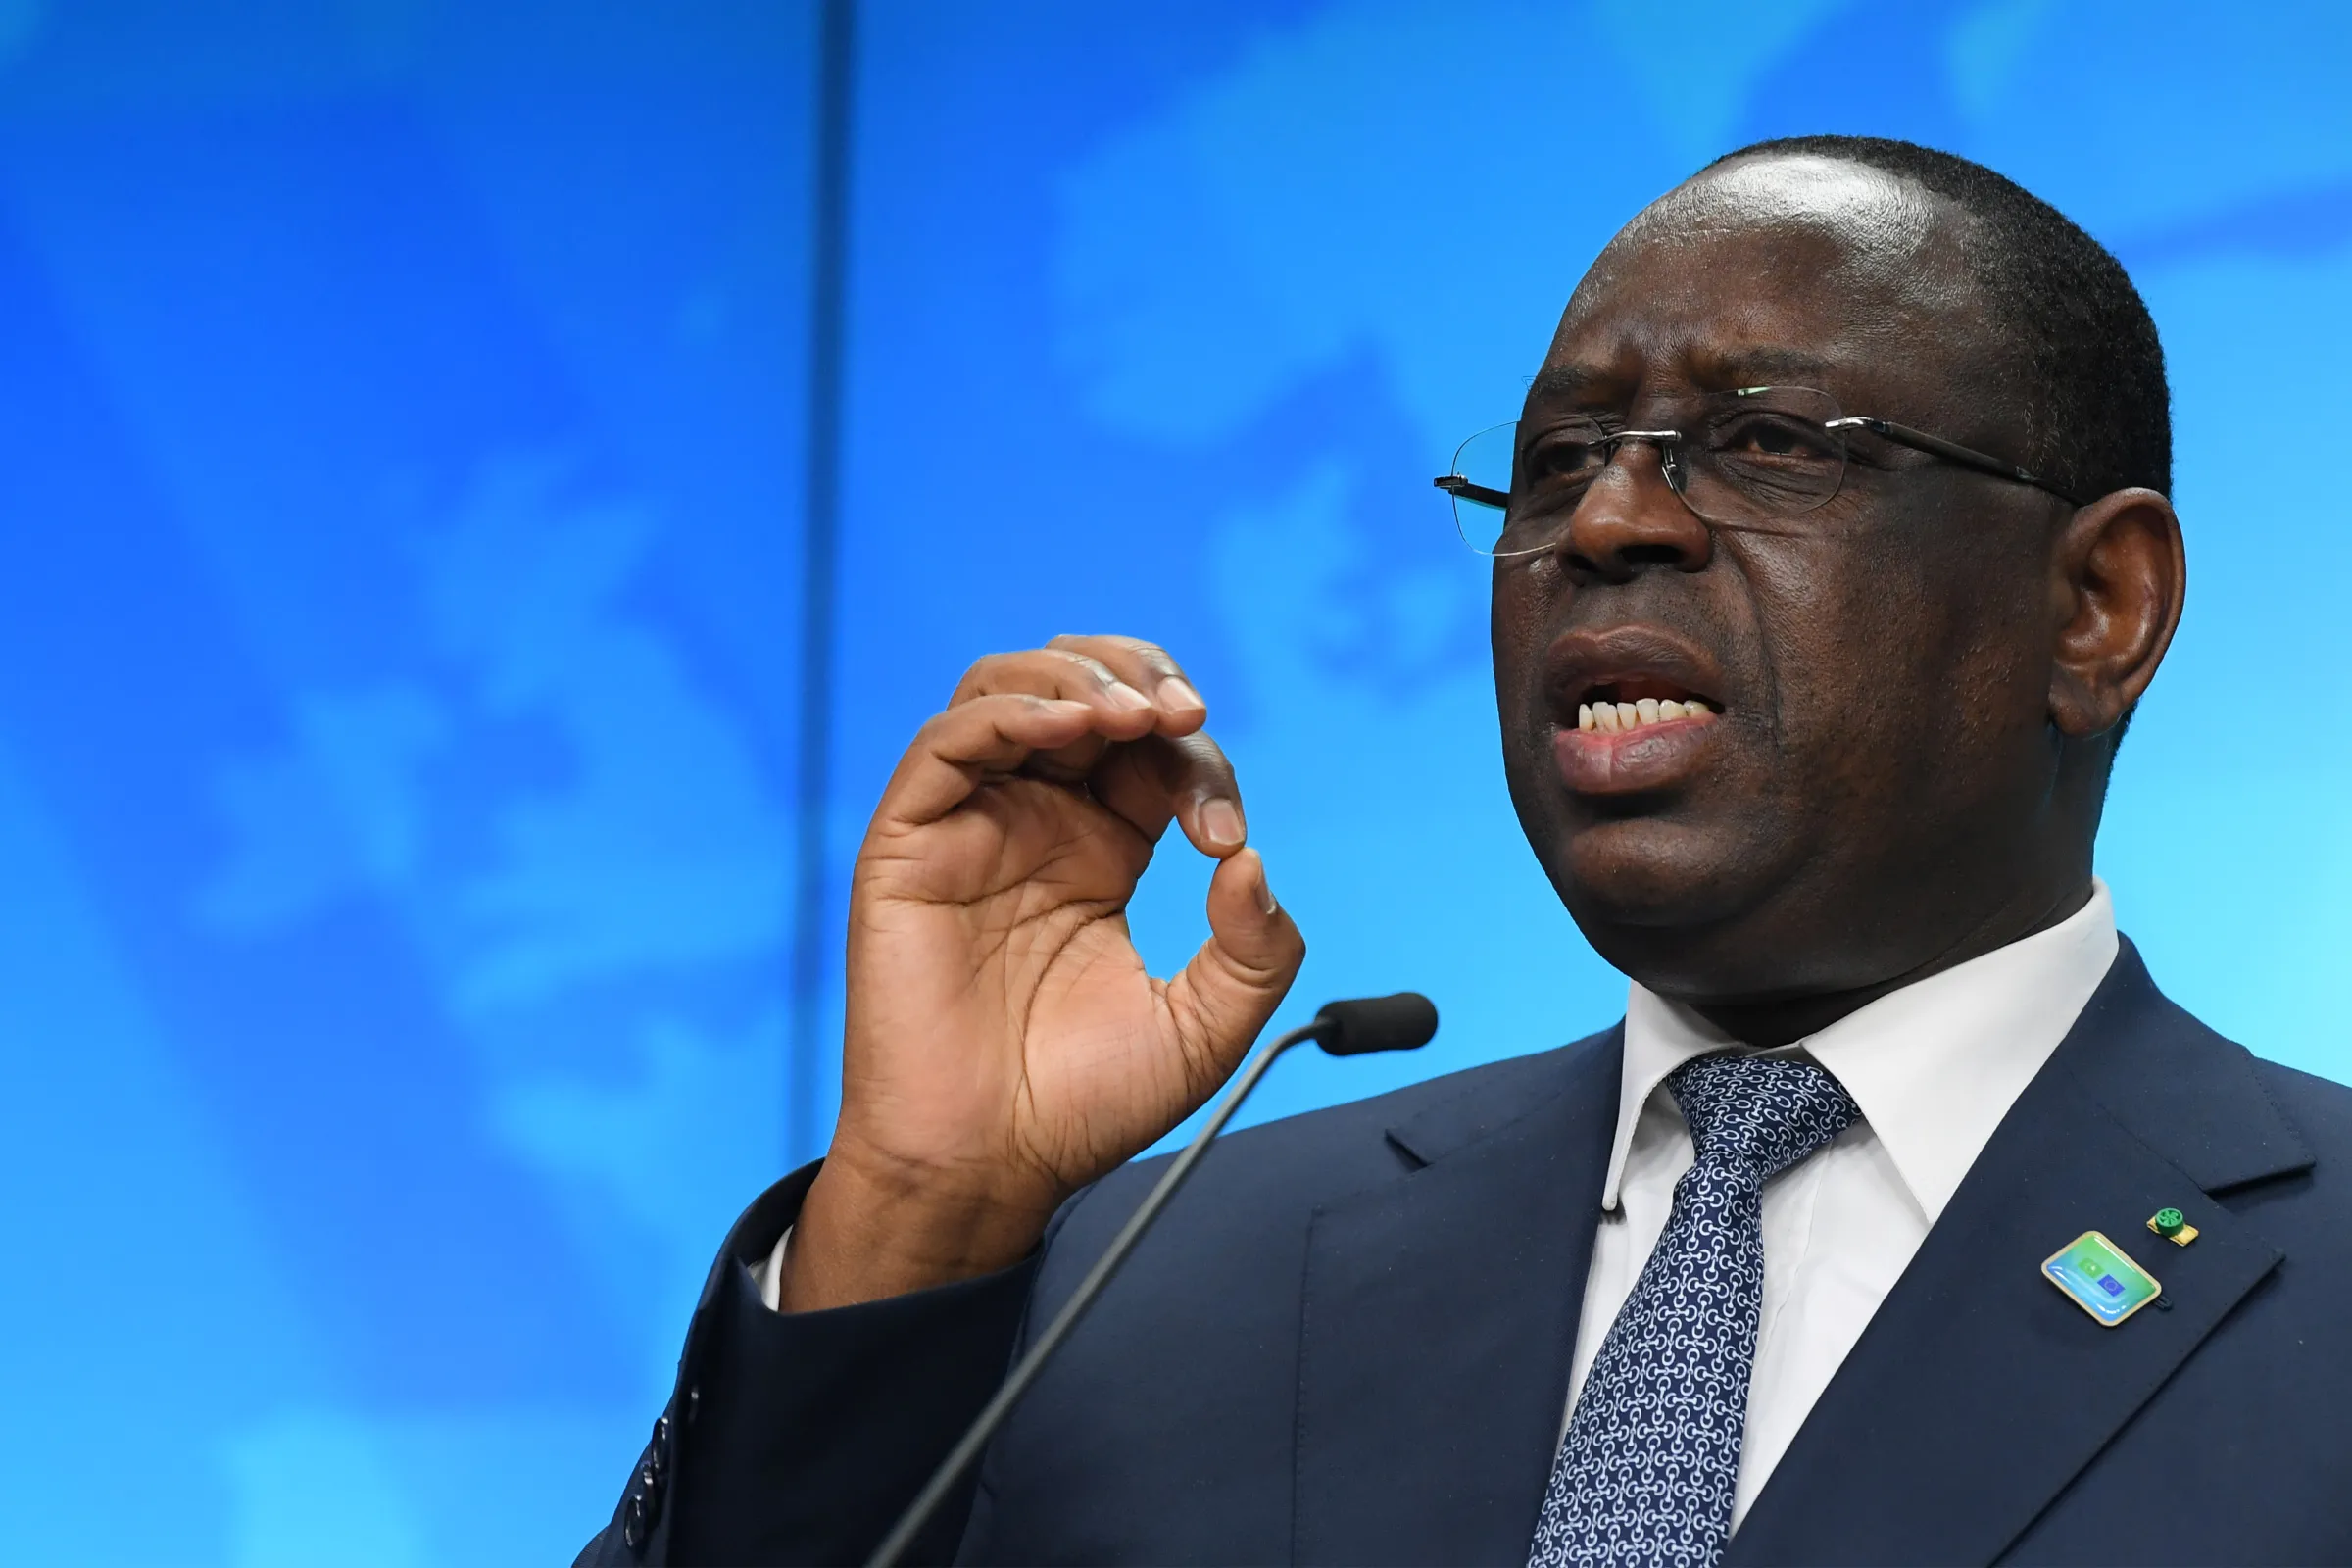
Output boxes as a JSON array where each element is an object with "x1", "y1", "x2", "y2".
[{"x1": 1494, "y1": 156, "x2": 2075, "y2": 1004}]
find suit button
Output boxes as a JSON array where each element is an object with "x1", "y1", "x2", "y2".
[
  {"x1": 621, "y1": 1491, "x2": 648, "y2": 1551},
  {"x1": 639, "y1": 1454, "x2": 667, "y2": 1527},
  {"x1": 686, "y1": 1385, "x2": 701, "y2": 1425}
]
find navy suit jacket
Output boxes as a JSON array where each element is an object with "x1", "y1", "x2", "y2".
[{"x1": 581, "y1": 941, "x2": 2352, "y2": 1565}]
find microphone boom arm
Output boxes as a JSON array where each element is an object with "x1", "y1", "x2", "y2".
[
  {"x1": 866, "y1": 991, "x2": 1436, "y2": 1566},
  {"x1": 865, "y1": 1016, "x2": 1323, "y2": 1567}
]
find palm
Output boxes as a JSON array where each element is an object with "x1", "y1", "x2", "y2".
[{"x1": 847, "y1": 776, "x2": 1211, "y2": 1195}]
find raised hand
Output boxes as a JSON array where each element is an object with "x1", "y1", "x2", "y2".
[{"x1": 781, "y1": 636, "x2": 1305, "y2": 1311}]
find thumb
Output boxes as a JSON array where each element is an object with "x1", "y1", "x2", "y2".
[{"x1": 1162, "y1": 848, "x2": 1306, "y2": 1093}]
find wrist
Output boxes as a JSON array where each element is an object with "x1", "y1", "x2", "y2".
[{"x1": 779, "y1": 1144, "x2": 1057, "y2": 1312}]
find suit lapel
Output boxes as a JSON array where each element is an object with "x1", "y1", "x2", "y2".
[
  {"x1": 1729, "y1": 942, "x2": 2313, "y2": 1567},
  {"x1": 1292, "y1": 1030, "x2": 1620, "y2": 1566}
]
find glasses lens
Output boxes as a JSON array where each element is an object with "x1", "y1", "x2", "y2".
[
  {"x1": 1682, "y1": 386, "x2": 1847, "y2": 521},
  {"x1": 1443, "y1": 421, "x2": 1520, "y2": 553}
]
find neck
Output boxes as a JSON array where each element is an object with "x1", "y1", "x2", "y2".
[{"x1": 1687, "y1": 875, "x2": 2096, "y2": 1049}]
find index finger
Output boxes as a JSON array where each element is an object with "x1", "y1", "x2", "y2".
[
  {"x1": 876, "y1": 693, "x2": 1102, "y2": 827},
  {"x1": 1047, "y1": 634, "x2": 1208, "y2": 732}
]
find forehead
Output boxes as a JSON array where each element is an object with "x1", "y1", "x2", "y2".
[{"x1": 1541, "y1": 156, "x2": 1989, "y2": 411}]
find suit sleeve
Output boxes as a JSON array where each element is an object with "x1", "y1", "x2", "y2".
[{"x1": 575, "y1": 1160, "x2": 1042, "y2": 1567}]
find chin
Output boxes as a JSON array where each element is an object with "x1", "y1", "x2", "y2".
[
  {"x1": 1531, "y1": 812, "x2": 1821, "y2": 1000},
  {"x1": 1550, "y1": 815, "x2": 1768, "y2": 931},
  {"x1": 1502, "y1": 738, "x2": 1804, "y2": 983}
]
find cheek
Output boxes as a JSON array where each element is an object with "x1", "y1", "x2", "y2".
[
  {"x1": 1890, "y1": 528, "x2": 2056, "y2": 752},
  {"x1": 1939, "y1": 586, "x2": 2061, "y2": 785},
  {"x1": 1745, "y1": 532, "x2": 2047, "y2": 810},
  {"x1": 1488, "y1": 561, "x2": 1556, "y2": 724},
  {"x1": 1740, "y1": 543, "x2": 1878, "y2": 742}
]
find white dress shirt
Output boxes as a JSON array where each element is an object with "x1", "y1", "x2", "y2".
[
  {"x1": 1575, "y1": 880, "x2": 2119, "y2": 1529},
  {"x1": 757, "y1": 883, "x2": 2121, "y2": 1534}
]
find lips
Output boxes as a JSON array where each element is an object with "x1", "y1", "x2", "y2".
[{"x1": 1544, "y1": 627, "x2": 1729, "y2": 795}]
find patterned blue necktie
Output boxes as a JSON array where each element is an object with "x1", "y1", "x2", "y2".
[{"x1": 1526, "y1": 1054, "x2": 1861, "y2": 1568}]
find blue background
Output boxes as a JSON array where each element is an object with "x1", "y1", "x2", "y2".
[{"x1": 3, "y1": 3, "x2": 2346, "y2": 1561}]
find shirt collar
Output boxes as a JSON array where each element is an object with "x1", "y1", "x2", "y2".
[{"x1": 1602, "y1": 880, "x2": 2120, "y2": 1221}]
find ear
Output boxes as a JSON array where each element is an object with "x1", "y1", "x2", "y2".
[{"x1": 2046, "y1": 487, "x2": 2185, "y2": 738}]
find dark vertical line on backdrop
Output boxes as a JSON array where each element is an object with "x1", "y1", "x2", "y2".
[{"x1": 792, "y1": 0, "x2": 857, "y2": 1162}]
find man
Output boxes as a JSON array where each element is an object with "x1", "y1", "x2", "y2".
[{"x1": 583, "y1": 136, "x2": 2352, "y2": 1566}]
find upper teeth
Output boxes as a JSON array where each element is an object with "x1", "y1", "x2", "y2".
[{"x1": 1579, "y1": 698, "x2": 1714, "y2": 733}]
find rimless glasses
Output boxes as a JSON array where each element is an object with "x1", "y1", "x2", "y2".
[{"x1": 1433, "y1": 385, "x2": 2085, "y2": 557}]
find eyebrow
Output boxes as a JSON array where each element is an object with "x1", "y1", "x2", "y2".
[
  {"x1": 1699, "y1": 347, "x2": 1840, "y2": 386},
  {"x1": 1525, "y1": 347, "x2": 1846, "y2": 407},
  {"x1": 1524, "y1": 367, "x2": 1602, "y2": 405}
]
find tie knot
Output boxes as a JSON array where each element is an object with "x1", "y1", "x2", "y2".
[{"x1": 1667, "y1": 1054, "x2": 1860, "y2": 1183}]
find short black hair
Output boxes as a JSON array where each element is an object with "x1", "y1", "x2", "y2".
[{"x1": 1705, "y1": 135, "x2": 2171, "y2": 504}]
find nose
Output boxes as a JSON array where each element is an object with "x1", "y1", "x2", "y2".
[{"x1": 1558, "y1": 438, "x2": 1713, "y2": 583}]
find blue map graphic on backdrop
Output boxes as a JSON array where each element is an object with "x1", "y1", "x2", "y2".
[{"x1": 2, "y1": 2, "x2": 2347, "y2": 1561}]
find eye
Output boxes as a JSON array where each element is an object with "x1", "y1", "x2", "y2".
[
  {"x1": 1713, "y1": 412, "x2": 1838, "y2": 463},
  {"x1": 1520, "y1": 423, "x2": 1611, "y2": 486}
]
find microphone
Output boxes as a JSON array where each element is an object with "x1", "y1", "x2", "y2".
[
  {"x1": 867, "y1": 993, "x2": 1439, "y2": 1567},
  {"x1": 1314, "y1": 991, "x2": 1441, "y2": 1056}
]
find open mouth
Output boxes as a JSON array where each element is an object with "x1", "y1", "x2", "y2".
[
  {"x1": 1571, "y1": 676, "x2": 1721, "y2": 735},
  {"x1": 1544, "y1": 628, "x2": 1730, "y2": 795}
]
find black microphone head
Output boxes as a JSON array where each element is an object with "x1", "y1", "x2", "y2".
[{"x1": 1313, "y1": 992, "x2": 1439, "y2": 1056}]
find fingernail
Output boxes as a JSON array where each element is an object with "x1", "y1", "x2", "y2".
[
  {"x1": 1200, "y1": 797, "x2": 1245, "y2": 848},
  {"x1": 1159, "y1": 679, "x2": 1204, "y2": 713},
  {"x1": 1105, "y1": 681, "x2": 1153, "y2": 710},
  {"x1": 1251, "y1": 855, "x2": 1278, "y2": 916}
]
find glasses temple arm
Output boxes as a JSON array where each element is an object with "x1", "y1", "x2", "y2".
[
  {"x1": 1434, "y1": 474, "x2": 1509, "y2": 509},
  {"x1": 1832, "y1": 416, "x2": 2086, "y2": 507}
]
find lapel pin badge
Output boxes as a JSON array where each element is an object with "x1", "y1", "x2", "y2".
[
  {"x1": 2043, "y1": 1230, "x2": 2162, "y2": 1327},
  {"x1": 2148, "y1": 1206, "x2": 2200, "y2": 1246}
]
